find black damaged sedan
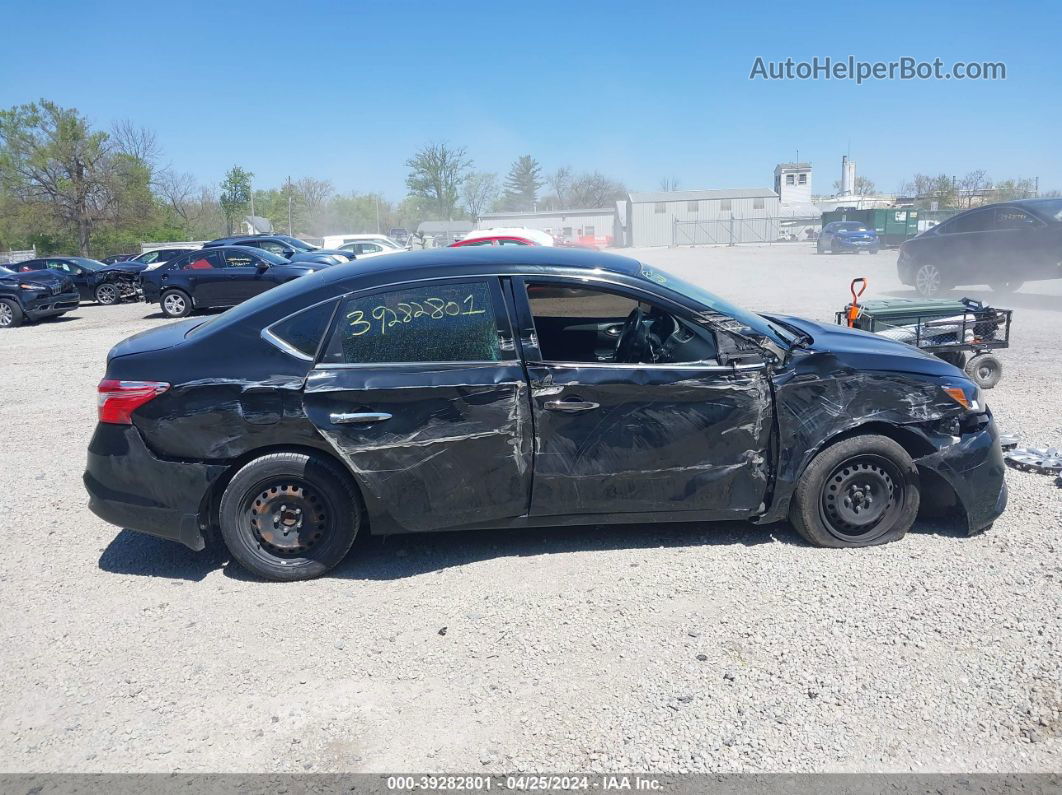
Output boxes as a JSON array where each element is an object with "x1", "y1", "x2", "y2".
[{"x1": 85, "y1": 248, "x2": 1006, "y2": 580}]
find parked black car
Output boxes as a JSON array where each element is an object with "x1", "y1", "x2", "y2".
[
  {"x1": 203, "y1": 235, "x2": 352, "y2": 266},
  {"x1": 102, "y1": 254, "x2": 136, "y2": 264},
  {"x1": 899, "y1": 198, "x2": 1062, "y2": 297},
  {"x1": 817, "y1": 221, "x2": 880, "y2": 254},
  {"x1": 86, "y1": 247, "x2": 1005, "y2": 581},
  {"x1": 0, "y1": 265, "x2": 80, "y2": 328},
  {"x1": 140, "y1": 246, "x2": 326, "y2": 318},
  {"x1": 12, "y1": 256, "x2": 140, "y2": 304}
]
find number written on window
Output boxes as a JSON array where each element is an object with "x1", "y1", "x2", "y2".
[{"x1": 324, "y1": 282, "x2": 502, "y2": 364}]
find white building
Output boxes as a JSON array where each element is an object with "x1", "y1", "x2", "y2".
[
  {"x1": 626, "y1": 188, "x2": 780, "y2": 247},
  {"x1": 475, "y1": 208, "x2": 617, "y2": 246},
  {"x1": 774, "y1": 162, "x2": 812, "y2": 204}
]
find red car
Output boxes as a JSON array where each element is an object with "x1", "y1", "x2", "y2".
[{"x1": 450, "y1": 228, "x2": 555, "y2": 247}]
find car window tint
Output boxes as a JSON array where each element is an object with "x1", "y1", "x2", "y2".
[
  {"x1": 48, "y1": 260, "x2": 76, "y2": 274},
  {"x1": 268, "y1": 300, "x2": 337, "y2": 358},
  {"x1": 257, "y1": 240, "x2": 288, "y2": 256},
  {"x1": 498, "y1": 239, "x2": 529, "y2": 246},
  {"x1": 183, "y1": 252, "x2": 220, "y2": 270},
  {"x1": 527, "y1": 283, "x2": 638, "y2": 321},
  {"x1": 322, "y1": 281, "x2": 502, "y2": 364},
  {"x1": 951, "y1": 210, "x2": 993, "y2": 234},
  {"x1": 995, "y1": 208, "x2": 1039, "y2": 230},
  {"x1": 223, "y1": 251, "x2": 256, "y2": 267}
]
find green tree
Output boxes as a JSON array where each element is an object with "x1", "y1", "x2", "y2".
[
  {"x1": 502, "y1": 155, "x2": 542, "y2": 211},
  {"x1": 219, "y1": 165, "x2": 253, "y2": 235},
  {"x1": 405, "y1": 143, "x2": 471, "y2": 219},
  {"x1": 0, "y1": 99, "x2": 112, "y2": 255}
]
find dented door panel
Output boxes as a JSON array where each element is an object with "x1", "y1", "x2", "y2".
[
  {"x1": 303, "y1": 363, "x2": 533, "y2": 533},
  {"x1": 526, "y1": 364, "x2": 773, "y2": 517}
]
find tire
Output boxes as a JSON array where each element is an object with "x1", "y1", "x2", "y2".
[
  {"x1": 937, "y1": 351, "x2": 967, "y2": 369},
  {"x1": 965, "y1": 353, "x2": 1003, "y2": 389},
  {"x1": 219, "y1": 451, "x2": 362, "y2": 581},
  {"x1": 95, "y1": 283, "x2": 120, "y2": 305},
  {"x1": 989, "y1": 281, "x2": 1023, "y2": 294},
  {"x1": 789, "y1": 434, "x2": 920, "y2": 548},
  {"x1": 0, "y1": 298, "x2": 24, "y2": 328},
  {"x1": 869, "y1": 247, "x2": 880, "y2": 255},
  {"x1": 160, "y1": 289, "x2": 192, "y2": 318},
  {"x1": 914, "y1": 263, "x2": 945, "y2": 297}
]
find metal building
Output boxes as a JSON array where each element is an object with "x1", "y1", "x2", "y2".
[
  {"x1": 475, "y1": 208, "x2": 617, "y2": 247},
  {"x1": 626, "y1": 188, "x2": 780, "y2": 247}
]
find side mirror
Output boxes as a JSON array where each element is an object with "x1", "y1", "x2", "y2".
[{"x1": 256, "y1": 262, "x2": 271, "y2": 272}]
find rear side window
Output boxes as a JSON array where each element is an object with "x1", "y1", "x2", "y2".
[
  {"x1": 183, "y1": 251, "x2": 222, "y2": 270},
  {"x1": 267, "y1": 300, "x2": 337, "y2": 359},
  {"x1": 322, "y1": 281, "x2": 502, "y2": 364}
]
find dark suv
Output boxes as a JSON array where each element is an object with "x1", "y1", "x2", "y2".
[
  {"x1": 0, "y1": 265, "x2": 80, "y2": 327},
  {"x1": 899, "y1": 198, "x2": 1062, "y2": 297},
  {"x1": 203, "y1": 235, "x2": 352, "y2": 266},
  {"x1": 140, "y1": 246, "x2": 326, "y2": 317},
  {"x1": 12, "y1": 256, "x2": 141, "y2": 304}
]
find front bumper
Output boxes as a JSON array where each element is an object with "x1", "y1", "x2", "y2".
[
  {"x1": 84, "y1": 423, "x2": 228, "y2": 551},
  {"x1": 914, "y1": 415, "x2": 1007, "y2": 534},
  {"x1": 22, "y1": 289, "x2": 80, "y2": 320},
  {"x1": 834, "y1": 237, "x2": 879, "y2": 251}
]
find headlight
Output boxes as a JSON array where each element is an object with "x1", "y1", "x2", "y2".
[
  {"x1": 18, "y1": 282, "x2": 46, "y2": 291},
  {"x1": 942, "y1": 381, "x2": 983, "y2": 412}
]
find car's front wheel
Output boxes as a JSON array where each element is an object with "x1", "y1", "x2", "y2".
[
  {"x1": 914, "y1": 263, "x2": 945, "y2": 297},
  {"x1": 0, "y1": 298, "x2": 24, "y2": 328},
  {"x1": 218, "y1": 452, "x2": 362, "y2": 581},
  {"x1": 790, "y1": 435, "x2": 920, "y2": 548},
  {"x1": 95, "y1": 283, "x2": 120, "y2": 305},
  {"x1": 160, "y1": 289, "x2": 192, "y2": 318}
]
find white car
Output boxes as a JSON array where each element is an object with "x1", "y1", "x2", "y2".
[{"x1": 320, "y1": 234, "x2": 406, "y2": 253}]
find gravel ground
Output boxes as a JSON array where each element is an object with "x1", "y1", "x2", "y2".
[{"x1": 0, "y1": 244, "x2": 1059, "y2": 773}]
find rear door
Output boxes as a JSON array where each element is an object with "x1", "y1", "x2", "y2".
[
  {"x1": 991, "y1": 206, "x2": 1055, "y2": 279},
  {"x1": 176, "y1": 250, "x2": 228, "y2": 306},
  {"x1": 301, "y1": 276, "x2": 533, "y2": 533},
  {"x1": 511, "y1": 276, "x2": 773, "y2": 520}
]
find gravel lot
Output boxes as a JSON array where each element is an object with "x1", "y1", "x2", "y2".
[{"x1": 0, "y1": 244, "x2": 1059, "y2": 773}]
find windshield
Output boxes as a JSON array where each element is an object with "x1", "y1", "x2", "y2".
[
  {"x1": 1029, "y1": 199, "x2": 1062, "y2": 222},
  {"x1": 71, "y1": 257, "x2": 105, "y2": 270},
  {"x1": 278, "y1": 236, "x2": 315, "y2": 251},
  {"x1": 256, "y1": 249, "x2": 290, "y2": 265},
  {"x1": 637, "y1": 263, "x2": 795, "y2": 347},
  {"x1": 0, "y1": 266, "x2": 14, "y2": 276}
]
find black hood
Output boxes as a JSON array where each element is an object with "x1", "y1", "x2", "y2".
[
  {"x1": 101, "y1": 262, "x2": 148, "y2": 274},
  {"x1": 771, "y1": 315, "x2": 961, "y2": 379},
  {"x1": 1, "y1": 269, "x2": 66, "y2": 286}
]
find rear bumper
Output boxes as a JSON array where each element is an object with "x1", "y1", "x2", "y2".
[
  {"x1": 914, "y1": 416, "x2": 1008, "y2": 534},
  {"x1": 84, "y1": 423, "x2": 228, "y2": 551}
]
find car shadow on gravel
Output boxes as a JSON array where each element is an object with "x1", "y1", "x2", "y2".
[{"x1": 98, "y1": 515, "x2": 971, "y2": 582}]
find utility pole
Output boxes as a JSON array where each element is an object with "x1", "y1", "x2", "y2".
[{"x1": 375, "y1": 194, "x2": 381, "y2": 234}]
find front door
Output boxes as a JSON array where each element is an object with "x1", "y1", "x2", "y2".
[
  {"x1": 302, "y1": 277, "x2": 533, "y2": 533},
  {"x1": 512, "y1": 277, "x2": 773, "y2": 519},
  {"x1": 217, "y1": 248, "x2": 274, "y2": 303}
]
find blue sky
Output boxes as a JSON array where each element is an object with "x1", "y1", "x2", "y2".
[{"x1": 1, "y1": 0, "x2": 1059, "y2": 199}]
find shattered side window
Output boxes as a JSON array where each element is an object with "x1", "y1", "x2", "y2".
[{"x1": 322, "y1": 281, "x2": 502, "y2": 364}]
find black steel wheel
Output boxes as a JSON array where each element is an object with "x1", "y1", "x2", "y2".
[
  {"x1": 790, "y1": 434, "x2": 920, "y2": 548},
  {"x1": 219, "y1": 452, "x2": 362, "y2": 581},
  {"x1": 818, "y1": 455, "x2": 905, "y2": 543}
]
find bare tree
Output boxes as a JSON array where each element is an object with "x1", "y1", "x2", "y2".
[
  {"x1": 155, "y1": 169, "x2": 197, "y2": 223},
  {"x1": 658, "y1": 176, "x2": 680, "y2": 192},
  {"x1": 294, "y1": 177, "x2": 334, "y2": 215},
  {"x1": 955, "y1": 170, "x2": 989, "y2": 207},
  {"x1": 547, "y1": 166, "x2": 573, "y2": 208},
  {"x1": 111, "y1": 119, "x2": 160, "y2": 168},
  {"x1": 568, "y1": 171, "x2": 627, "y2": 208},
  {"x1": 462, "y1": 171, "x2": 498, "y2": 221}
]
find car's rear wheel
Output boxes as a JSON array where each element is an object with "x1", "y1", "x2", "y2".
[
  {"x1": 914, "y1": 263, "x2": 945, "y2": 297},
  {"x1": 95, "y1": 283, "x2": 120, "y2": 305},
  {"x1": 790, "y1": 435, "x2": 920, "y2": 548},
  {"x1": 989, "y1": 280, "x2": 1023, "y2": 294},
  {"x1": 0, "y1": 298, "x2": 24, "y2": 328},
  {"x1": 219, "y1": 452, "x2": 362, "y2": 581},
  {"x1": 160, "y1": 289, "x2": 192, "y2": 318}
]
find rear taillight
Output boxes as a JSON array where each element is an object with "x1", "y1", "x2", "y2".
[{"x1": 97, "y1": 379, "x2": 170, "y2": 424}]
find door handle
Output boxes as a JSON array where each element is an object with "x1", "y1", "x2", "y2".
[
  {"x1": 330, "y1": 411, "x2": 392, "y2": 424},
  {"x1": 544, "y1": 400, "x2": 599, "y2": 413},
  {"x1": 604, "y1": 324, "x2": 624, "y2": 337}
]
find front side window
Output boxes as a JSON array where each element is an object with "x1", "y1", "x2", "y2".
[
  {"x1": 48, "y1": 260, "x2": 78, "y2": 274},
  {"x1": 322, "y1": 281, "x2": 503, "y2": 365},
  {"x1": 524, "y1": 282, "x2": 718, "y2": 365},
  {"x1": 222, "y1": 250, "x2": 257, "y2": 268}
]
